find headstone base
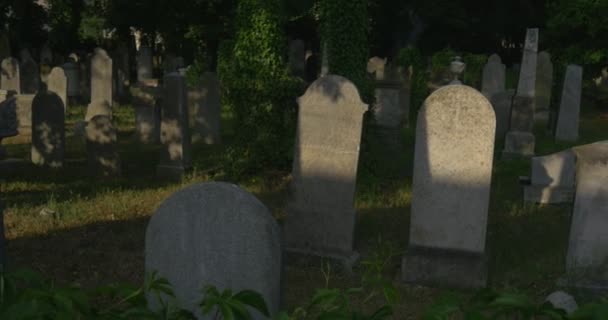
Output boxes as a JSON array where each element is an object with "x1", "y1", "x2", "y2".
[
  {"x1": 402, "y1": 245, "x2": 487, "y2": 289},
  {"x1": 524, "y1": 185, "x2": 575, "y2": 204},
  {"x1": 502, "y1": 131, "x2": 535, "y2": 159}
]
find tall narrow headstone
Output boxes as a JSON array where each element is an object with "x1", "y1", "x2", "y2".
[
  {"x1": 288, "y1": 39, "x2": 306, "y2": 78},
  {"x1": 31, "y1": 89, "x2": 65, "y2": 168},
  {"x1": 1, "y1": 57, "x2": 20, "y2": 93},
  {"x1": 137, "y1": 45, "x2": 153, "y2": 82},
  {"x1": 284, "y1": 75, "x2": 367, "y2": 263},
  {"x1": 481, "y1": 54, "x2": 506, "y2": 98},
  {"x1": 564, "y1": 142, "x2": 608, "y2": 293},
  {"x1": 503, "y1": 28, "x2": 539, "y2": 158},
  {"x1": 131, "y1": 83, "x2": 161, "y2": 144},
  {"x1": 63, "y1": 59, "x2": 80, "y2": 98},
  {"x1": 190, "y1": 72, "x2": 221, "y2": 144},
  {"x1": 555, "y1": 65, "x2": 583, "y2": 142},
  {"x1": 47, "y1": 67, "x2": 67, "y2": 110},
  {"x1": 15, "y1": 94, "x2": 35, "y2": 139},
  {"x1": 145, "y1": 182, "x2": 282, "y2": 319},
  {"x1": 402, "y1": 85, "x2": 496, "y2": 288},
  {"x1": 535, "y1": 51, "x2": 553, "y2": 123},
  {"x1": 20, "y1": 49, "x2": 40, "y2": 94},
  {"x1": 490, "y1": 89, "x2": 515, "y2": 141},
  {"x1": 86, "y1": 114, "x2": 121, "y2": 176},
  {"x1": 157, "y1": 72, "x2": 191, "y2": 180},
  {"x1": 90, "y1": 48, "x2": 113, "y2": 107}
]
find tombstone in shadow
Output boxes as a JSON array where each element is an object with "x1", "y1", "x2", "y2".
[
  {"x1": 481, "y1": 54, "x2": 506, "y2": 99},
  {"x1": 555, "y1": 65, "x2": 583, "y2": 142},
  {"x1": 145, "y1": 182, "x2": 282, "y2": 319},
  {"x1": 31, "y1": 85, "x2": 65, "y2": 168},
  {"x1": 284, "y1": 75, "x2": 367, "y2": 270},
  {"x1": 20, "y1": 49, "x2": 40, "y2": 94},
  {"x1": 490, "y1": 89, "x2": 515, "y2": 142},
  {"x1": 189, "y1": 72, "x2": 221, "y2": 144},
  {"x1": 63, "y1": 55, "x2": 80, "y2": 103},
  {"x1": 137, "y1": 45, "x2": 153, "y2": 83},
  {"x1": 86, "y1": 114, "x2": 121, "y2": 177},
  {"x1": 523, "y1": 149, "x2": 576, "y2": 204},
  {"x1": 535, "y1": 51, "x2": 553, "y2": 125},
  {"x1": 402, "y1": 85, "x2": 495, "y2": 289},
  {"x1": 288, "y1": 39, "x2": 306, "y2": 79},
  {"x1": 131, "y1": 83, "x2": 161, "y2": 144},
  {"x1": 1, "y1": 57, "x2": 21, "y2": 93}
]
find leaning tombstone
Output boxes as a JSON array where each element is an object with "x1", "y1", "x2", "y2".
[
  {"x1": 535, "y1": 51, "x2": 553, "y2": 123},
  {"x1": 31, "y1": 87, "x2": 65, "y2": 168},
  {"x1": 156, "y1": 72, "x2": 191, "y2": 180},
  {"x1": 490, "y1": 89, "x2": 515, "y2": 141},
  {"x1": 481, "y1": 54, "x2": 506, "y2": 98},
  {"x1": 131, "y1": 83, "x2": 161, "y2": 144},
  {"x1": 137, "y1": 45, "x2": 153, "y2": 83},
  {"x1": 85, "y1": 114, "x2": 120, "y2": 176},
  {"x1": 402, "y1": 85, "x2": 496, "y2": 289},
  {"x1": 561, "y1": 141, "x2": 608, "y2": 295},
  {"x1": 1, "y1": 57, "x2": 20, "y2": 93},
  {"x1": 190, "y1": 72, "x2": 221, "y2": 144},
  {"x1": 555, "y1": 65, "x2": 583, "y2": 142},
  {"x1": 20, "y1": 49, "x2": 40, "y2": 94},
  {"x1": 47, "y1": 67, "x2": 68, "y2": 110},
  {"x1": 90, "y1": 48, "x2": 113, "y2": 107},
  {"x1": 284, "y1": 75, "x2": 367, "y2": 268},
  {"x1": 503, "y1": 28, "x2": 539, "y2": 158},
  {"x1": 523, "y1": 149, "x2": 576, "y2": 204},
  {"x1": 145, "y1": 182, "x2": 282, "y2": 319}
]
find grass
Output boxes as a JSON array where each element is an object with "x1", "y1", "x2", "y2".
[{"x1": 1, "y1": 89, "x2": 608, "y2": 319}]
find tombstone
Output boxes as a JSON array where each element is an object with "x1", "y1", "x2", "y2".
[
  {"x1": 40, "y1": 44, "x2": 53, "y2": 66},
  {"x1": 555, "y1": 65, "x2": 583, "y2": 142},
  {"x1": 190, "y1": 72, "x2": 221, "y2": 144},
  {"x1": 145, "y1": 182, "x2": 282, "y2": 319},
  {"x1": 481, "y1": 54, "x2": 506, "y2": 98},
  {"x1": 63, "y1": 60, "x2": 80, "y2": 98},
  {"x1": 137, "y1": 45, "x2": 153, "y2": 82},
  {"x1": 367, "y1": 56, "x2": 387, "y2": 80},
  {"x1": 523, "y1": 149, "x2": 576, "y2": 204},
  {"x1": 85, "y1": 100, "x2": 112, "y2": 121},
  {"x1": 563, "y1": 141, "x2": 608, "y2": 294},
  {"x1": 131, "y1": 83, "x2": 161, "y2": 144},
  {"x1": 0, "y1": 98, "x2": 18, "y2": 139},
  {"x1": 402, "y1": 85, "x2": 496, "y2": 289},
  {"x1": 535, "y1": 51, "x2": 553, "y2": 123},
  {"x1": 284, "y1": 75, "x2": 367, "y2": 265},
  {"x1": 1, "y1": 57, "x2": 20, "y2": 93},
  {"x1": 15, "y1": 94, "x2": 35, "y2": 139},
  {"x1": 90, "y1": 48, "x2": 113, "y2": 107},
  {"x1": 31, "y1": 88, "x2": 65, "y2": 168},
  {"x1": 20, "y1": 49, "x2": 40, "y2": 94},
  {"x1": 47, "y1": 67, "x2": 67, "y2": 110},
  {"x1": 288, "y1": 39, "x2": 306, "y2": 78},
  {"x1": 490, "y1": 89, "x2": 514, "y2": 141},
  {"x1": 85, "y1": 114, "x2": 120, "y2": 176},
  {"x1": 503, "y1": 32, "x2": 538, "y2": 158},
  {"x1": 157, "y1": 72, "x2": 191, "y2": 180}
]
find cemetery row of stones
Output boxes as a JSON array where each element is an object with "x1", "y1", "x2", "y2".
[{"x1": 0, "y1": 28, "x2": 600, "y2": 318}]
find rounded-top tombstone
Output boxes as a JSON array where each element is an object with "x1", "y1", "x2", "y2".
[
  {"x1": 403, "y1": 84, "x2": 496, "y2": 289},
  {"x1": 47, "y1": 67, "x2": 68, "y2": 109},
  {"x1": 31, "y1": 88, "x2": 65, "y2": 168},
  {"x1": 145, "y1": 182, "x2": 282, "y2": 319}
]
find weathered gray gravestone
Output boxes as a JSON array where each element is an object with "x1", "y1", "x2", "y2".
[
  {"x1": 62, "y1": 60, "x2": 80, "y2": 98},
  {"x1": 284, "y1": 75, "x2": 367, "y2": 264},
  {"x1": 481, "y1": 54, "x2": 506, "y2": 99},
  {"x1": 490, "y1": 89, "x2": 514, "y2": 141},
  {"x1": 190, "y1": 72, "x2": 221, "y2": 144},
  {"x1": 85, "y1": 114, "x2": 121, "y2": 176},
  {"x1": 20, "y1": 49, "x2": 40, "y2": 94},
  {"x1": 47, "y1": 67, "x2": 67, "y2": 110},
  {"x1": 137, "y1": 45, "x2": 153, "y2": 82},
  {"x1": 157, "y1": 72, "x2": 191, "y2": 180},
  {"x1": 503, "y1": 28, "x2": 539, "y2": 158},
  {"x1": 523, "y1": 149, "x2": 576, "y2": 204},
  {"x1": 1, "y1": 57, "x2": 20, "y2": 93},
  {"x1": 145, "y1": 182, "x2": 282, "y2": 320},
  {"x1": 15, "y1": 94, "x2": 35, "y2": 140},
  {"x1": 402, "y1": 85, "x2": 496, "y2": 289},
  {"x1": 563, "y1": 141, "x2": 608, "y2": 294},
  {"x1": 535, "y1": 51, "x2": 553, "y2": 123},
  {"x1": 90, "y1": 48, "x2": 113, "y2": 107},
  {"x1": 31, "y1": 88, "x2": 65, "y2": 168},
  {"x1": 555, "y1": 65, "x2": 583, "y2": 142},
  {"x1": 288, "y1": 39, "x2": 306, "y2": 78},
  {"x1": 131, "y1": 83, "x2": 161, "y2": 144}
]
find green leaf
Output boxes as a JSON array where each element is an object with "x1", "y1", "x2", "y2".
[{"x1": 233, "y1": 290, "x2": 270, "y2": 316}]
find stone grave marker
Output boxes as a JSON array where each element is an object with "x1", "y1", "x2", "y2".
[
  {"x1": 20, "y1": 49, "x2": 40, "y2": 94},
  {"x1": 31, "y1": 88, "x2": 65, "y2": 168},
  {"x1": 367, "y1": 56, "x2": 387, "y2": 80},
  {"x1": 523, "y1": 149, "x2": 576, "y2": 204},
  {"x1": 90, "y1": 48, "x2": 113, "y2": 107},
  {"x1": 190, "y1": 72, "x2": 221, "y2": 144},
  {"x1": 131, "y1": 83, "x2": 161, "y2": 144},
  {"x1": 137, "y1": 45, "x2": 153, "y2": 82},
  {"x1": 481, "y1": 54, "x2": 506, "y2": 99},
  {"x1": 284, "y1": 75, "x2": 367, "y2": 264},
  {"x1": 145, "y1": 182, "x2": 282, "y2": 319},
  {"x1": 535, "y1": 51, "x2": 553, "y2": 123},
  {"x1": 555, "y1": 65, "x2": 583, "y2": 142},
  {"x1": 1, "y1": 57, "x2": 20, "y2": 93},
  {"x1": 402, "y1": 84, "x2": 496, "y2": 289},
  {"x1": 62, "y1": 60, "x2": 80, "y2": 99},
  {"x1": 490, "y1": 89, "x2": 514, "y2": 141},
  {"x1": 47, "y1": 67, "x2": 67, "y2": 110},
  {"x1": 86, "y1": 114, "x2": 120, "y2": 176},
  {"x1": 157, "y1": 72, "x2": 191, "y2": 180},
  {"x1": 15, "y1": 94, "x2": 35, "y2": 140}
]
